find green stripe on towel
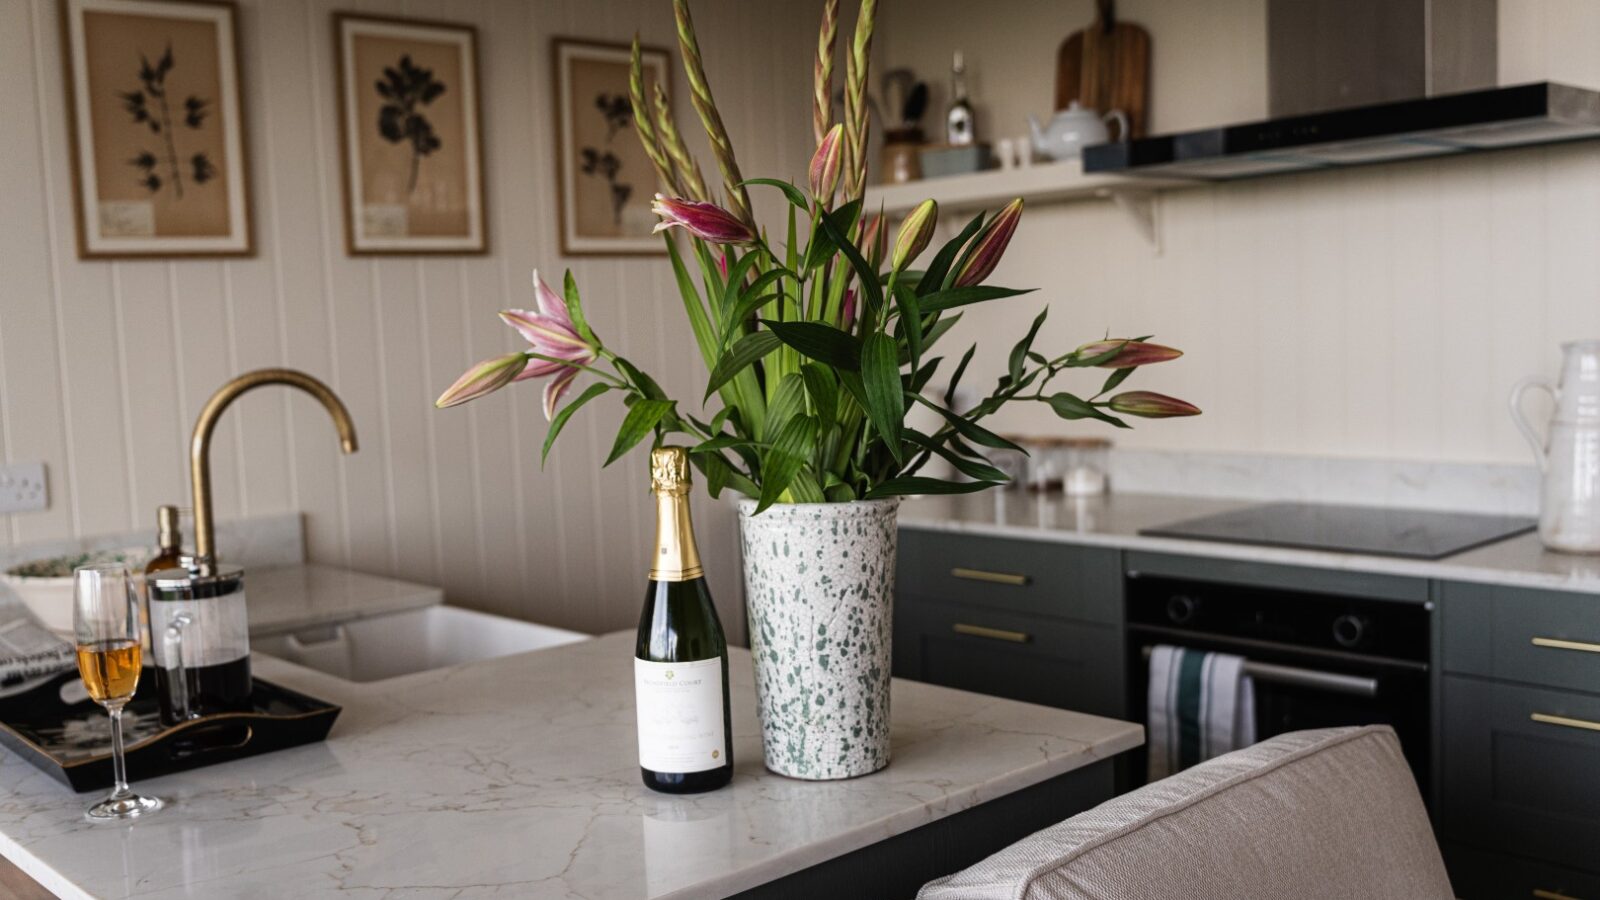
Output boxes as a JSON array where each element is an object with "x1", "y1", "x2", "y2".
[{"x1": 1176, "y1": 649, "x2": 1206, "y2": 771}]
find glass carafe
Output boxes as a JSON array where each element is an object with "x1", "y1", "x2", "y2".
[
  {"x1": 146, "y1": 565, "x2": 253, "y2": 725},
  {"x1": 1511, "y1": 339, "x2": 1600, "y2": 554}
]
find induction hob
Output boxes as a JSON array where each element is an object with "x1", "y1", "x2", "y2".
[{"x1": 1140, "y1": 502, "x2": 1536, "y2": 560}]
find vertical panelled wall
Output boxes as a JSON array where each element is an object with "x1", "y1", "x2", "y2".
[
  {"x1": 0, "y1": 0, "x2": 823, "y2": 639},
  {"x1": 876, "y1": 0, "x2": 1600, "y2": 465}
]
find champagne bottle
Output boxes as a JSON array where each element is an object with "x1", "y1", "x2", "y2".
[{"x1": 634, "y1": 447, "x2": 733, "y2": 793}]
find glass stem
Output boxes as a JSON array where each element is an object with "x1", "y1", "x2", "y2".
[{"x1": 108, "y1": 704, "x2": 131, "y2": 800}]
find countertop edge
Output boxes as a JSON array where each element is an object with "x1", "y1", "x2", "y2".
[
  {"x1": 898, "y1": 513, "x2": 1600, "y2": 596},
  {"x1": 678, "y1": 722, "x2": 1145, "y2": 899}
]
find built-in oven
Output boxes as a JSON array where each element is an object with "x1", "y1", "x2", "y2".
[{"x1": 1124, "y1": 571, "x2": 1432, "y2": 795}]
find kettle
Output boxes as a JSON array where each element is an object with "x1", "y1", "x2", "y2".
[
  {"x1": 1027, "y1": 101, "x2": 1129, "y2": 161},
  {"x1": 1511, "y1": 340, "x2": 1600, "y2": 554}
]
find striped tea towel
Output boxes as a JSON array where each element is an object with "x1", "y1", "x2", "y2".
[{"x1": 1146, "y1": 644, "x2": 1256, "y2": 781}]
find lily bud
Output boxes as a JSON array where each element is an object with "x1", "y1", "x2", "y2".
[
  {"x1": 436, "y1": 353, "x2": 528, "y2": 409},
  {"x1": 892, "y1": 199, "x2": 938, "y2": 271},
  {"x1": 1077, "y1": 340, "x2": 1184, "y2": 368},
  {"x1": 1108, "y1": 391, "x2": 1201, "y2": 418},
  {"x1": 953, "y1": 198, "x2": 1023, "y2": 287},
  {"x1": 841, "y1": 287, "x2": 858, "y2": 328},
  {"x1": 809, "y1": 124, "x2": 844, "y2": 202},
  {"x1": 651, "y1": 194, "x2": 756, "y2": 244},
  {"x1": 861, "y1": 214, "x2": 888, "y2": 269}
]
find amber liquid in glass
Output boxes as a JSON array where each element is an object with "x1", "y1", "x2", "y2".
[{"x1": 76, "y1": 639, "x2": 142, "y2": 704}]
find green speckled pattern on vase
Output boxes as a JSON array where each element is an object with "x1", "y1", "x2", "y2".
[{"x1": 737, "y1": 498, "x2": 899, "y2": 780}]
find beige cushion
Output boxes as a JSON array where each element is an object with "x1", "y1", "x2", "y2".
[{"x1": 919, "y1": 725, "x2": 1452, "y2": 900}]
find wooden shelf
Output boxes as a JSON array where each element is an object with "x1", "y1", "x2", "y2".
[{"x1": 863, "y1": 159, "x2": 1197, "y2": 251}]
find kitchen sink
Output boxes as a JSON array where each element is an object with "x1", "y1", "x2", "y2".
[{"x1": 252, "y1": 604, "x2": 589, "y2": 683}]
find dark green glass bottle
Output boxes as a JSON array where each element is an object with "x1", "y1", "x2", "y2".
[{"x1": 634, "y1": 447, "x2": 733, "y2": 794}]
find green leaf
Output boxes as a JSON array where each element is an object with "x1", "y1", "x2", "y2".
[
  {"x1": 909, "y1": 355, "x2": 943, "y2": 394},
  {"x1": 920, "y1": 212, "x2": 986, "y2": 294},
  {"x1": 945, "y1": 343, "x2": 976, "y2": 408},
  {"x1": 541, "y1": 383, "x2": 610, "y2": 465},
  {"x1": 800, "y1": 362, "x2": 838, "y2": 424},
  {"x1": 890, "y1": 281, "x2": 924, "y2": 372},
  {"x1": 664, "y1": 237, "x2": 717, "y2": 371},
  {"x1": 691, "y1": 450, "x2": 758, "y2": 499},
  {"x1": 761, "y1": 320, "x2": 861, "y2": 370},
  {"x1": 755, "y1": 415, "x2": 817, "y2": 513},
  {"x1": 860, "y1": 332, "x2": 906, "y2": 463},
  {"x1": 787, "y1": 470, "x2": 825, "y2": 503},
  {"x1": 1009, "y1": 308, "x2": 1049, "y2": 382},
  {"x1": 1047, "y1": 392, "x2": 1130, "y2": 428},
  {"x1": 613, "y1": 357, "x2": 667, "y2": 401},
  {"x1": 911, "y1": 394, "x2": 1024, "y2": 452},
  {"x1": 604, "y1": 398, "x2": 674, "y2": 466},
  {"x1": 919, "y1": 312, "x2": 963, "y2": 355},
  {"x1": 865, "y1": 476, "x2": 1000, "y2": 499},
  {"x1": 1099, "y1": 366, "x2": 1136, "y2": 396},
  {"x1": 562, "y1": 271, "x2": 599, "y2": 345},
  {"x1": 804, "y1": 199, "x2": 863, "y2": 273},
  {"x1": 817, "y1": 205, "x2": 882, "y2": 312},
  {"x1": 721, "y1": 291, "x2": 781, "y2": 342},
  {"x1": 918, "y1": 285, "x2": 1034, "y2": 314},
  {"x1": 718, "y1": 249, "x2": 763, "y2": 318},
  {"x1": 741, "y1": 177, "x2": 809, "y2": 210},
  {"x1": 903, "y1": 429, "x2": 1007, "y2": 482},
  {"x1": 762, "y1": 372, "x2": 806, "y2": 441},
  {"x1": 705, "y1": 331, "x2": 782, "y2": 399}
]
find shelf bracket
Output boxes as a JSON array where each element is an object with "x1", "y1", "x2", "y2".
[{"x1": 1107, "y1": 189, "x2": 1162, "y2": 254}]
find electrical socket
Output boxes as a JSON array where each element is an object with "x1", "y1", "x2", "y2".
[{"x1": 0, "y1": 462, "x2": 48, "y2": 514}]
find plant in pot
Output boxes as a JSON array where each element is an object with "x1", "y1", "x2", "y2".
[{"x1": 434, "y1": 0, "x2": 1199, "y2": 780}]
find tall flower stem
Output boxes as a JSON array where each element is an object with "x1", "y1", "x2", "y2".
[{"x1": 672, "y1": 0, "x2": 754, "y2": 228}]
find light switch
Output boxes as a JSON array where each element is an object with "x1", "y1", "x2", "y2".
[{"x1": 0, "y1": 462, "x2": 48, "y2": 513}]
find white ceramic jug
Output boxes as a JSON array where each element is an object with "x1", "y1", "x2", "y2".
[{"x1": 1511, "y1": 339, "x2": 1600, "y2": 554}]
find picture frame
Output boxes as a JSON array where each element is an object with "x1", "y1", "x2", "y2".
[
  {"x1": 60, "y1": 0, "x2": 253, "y2": 259},
  {"x1": 334, "y1": 13, "x2": 486, "y2": 255},
  {"x1": 552, "y1": 38, "x2": 671, "y2": 256}
]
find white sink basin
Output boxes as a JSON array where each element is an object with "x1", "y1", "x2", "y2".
[{"x1": 252, "y1": 605, "x2": 589, "y2": 683}]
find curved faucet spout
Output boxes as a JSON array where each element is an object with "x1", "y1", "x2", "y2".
[{"x1": 190, "y1": 368, "x2": 358, "y2": 568}]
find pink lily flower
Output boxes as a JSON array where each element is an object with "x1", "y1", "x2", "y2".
[
  {"x1": 1108, "y1": 391, "x2": 1202, "y2": 418},
  {"x1": 1077, "y1": 340, "x2": 1184, "y2": 368},
  {"x1": 651, "y1": 194, "x2": 756, "y2": 244},
  {"x1": 953, "y1": 198, "x2": 1023, "y2": 287},
  {"x1": 809, "y1": 124, "x2": 843, "y2": 202},
  {"x1": 498, "y1": 269, "x2": 599, "y2": 419},
  {"x1": 435, "y1": 353, "x2": 528, "y2": 409}
]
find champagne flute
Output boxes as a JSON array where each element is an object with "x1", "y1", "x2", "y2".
[{"x1": 74, "y1": 564, "x2": 163, "y2": 821}]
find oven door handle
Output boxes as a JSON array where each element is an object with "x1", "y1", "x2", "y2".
[{"x1": 1140, "y1": 645, "x2": 1380, "y2": 698}]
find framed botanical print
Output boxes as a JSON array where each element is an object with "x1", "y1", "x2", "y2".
[
  {"x1": 552, "y1": 38, "x2": 670, "y2": 256},
  {"x1": 61, "y1": 0, "x2": 253, "y2": 258},
  {"x1": 334, "y1": 14, "x2": 486, "y2": 255}
]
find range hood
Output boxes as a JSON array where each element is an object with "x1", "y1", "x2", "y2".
[{"x1": 1083, "y1": 81, "x2": 1600, "y2": 180}]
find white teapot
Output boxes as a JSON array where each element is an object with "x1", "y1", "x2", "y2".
[
  {"x1": 1027, "y1": 101, "x2": 1129, "y2": 161},
  {"x1": 1512, "y1": 339, "x2": 1600, "y2": 554}
]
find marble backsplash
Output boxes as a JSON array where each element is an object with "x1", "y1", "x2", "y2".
[
  {"x1": 1108, "y1": 450, "x2": 1540, "y2": 516},
  {"x1": 0, "y1": 513, "x2": 305, "y2": 573}
]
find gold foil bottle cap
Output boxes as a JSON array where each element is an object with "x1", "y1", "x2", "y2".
[{"x1": 650, "y1": 447, "x2": 691, "y2": 494}]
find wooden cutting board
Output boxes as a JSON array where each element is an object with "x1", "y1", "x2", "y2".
[{"x1": 1055, "y1": 0, "x2": 1150, "y2": 138}]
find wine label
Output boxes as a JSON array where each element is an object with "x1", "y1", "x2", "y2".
[{"x1": 634, "y1": 657, "x2": 726, "y2": 774}]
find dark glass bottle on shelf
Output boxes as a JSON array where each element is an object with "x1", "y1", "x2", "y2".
[{"x1": 634, "y1": 446, "x2": 733, "y2": 794}]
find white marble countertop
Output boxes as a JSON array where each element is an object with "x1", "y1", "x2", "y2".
[
  {"x1": 899, "y1": 491, "x2": 1600, "y2": 595},
  {"x1": 245, "y1": 564, "x2": 443, "y2": 636},
  {"x1": 0, "y1": 632, "x2": 1141, "y2": 899}
]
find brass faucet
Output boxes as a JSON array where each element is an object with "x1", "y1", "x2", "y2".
[{"x1": 189, "y1": 369, "x2": 358, "y2": 570}]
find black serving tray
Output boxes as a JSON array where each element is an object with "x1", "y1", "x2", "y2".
[{"x1": 0, "y1": 669, "x2": 340, "y2": 792}]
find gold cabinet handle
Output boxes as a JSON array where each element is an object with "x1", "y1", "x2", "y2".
[
  {"x1": 952, "y1": 623, "x2": 1031, "y2": 643},
  {"x1": 950, "y1": 567, "x2": 1030, "y2": 587},
  {"x1": 1532, "y1": 636, "x2": 1600, "y2": 654},
  {"x1": 1531, "y1": 712, "x2": 1600, "y2": 734},
  {"x1": 1532, "y1": 890, "x2": 1580, "y2": 899}
]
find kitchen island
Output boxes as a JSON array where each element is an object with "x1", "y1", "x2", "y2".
[{"x1": 0, "y1": 632, "x2": 1141, "y2": 899}]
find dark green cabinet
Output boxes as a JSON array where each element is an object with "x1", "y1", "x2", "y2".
[
  {"x1": 1439, "y1": 581, "x2": 1600, "y2": 892},
  {"x1": 893, "y1": 530, "x2": 1125, "y2": 718}
]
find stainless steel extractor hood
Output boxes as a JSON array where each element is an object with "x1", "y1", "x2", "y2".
[{"x1": 1083, "y1": 81, "x2": 1600, "y2": 180}]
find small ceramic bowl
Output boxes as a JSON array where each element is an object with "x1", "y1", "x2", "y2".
[{"x1": 2, "y1": 549, "x2": 149, "y2": 635}]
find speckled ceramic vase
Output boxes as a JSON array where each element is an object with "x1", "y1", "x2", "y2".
[{"x1": 737, "y1": 498, "x2": 899, "y2": 780}]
